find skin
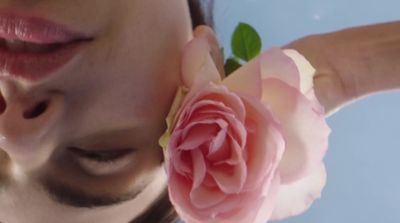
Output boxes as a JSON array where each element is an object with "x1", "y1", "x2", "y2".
[
  {"x1": 0, "y1": 0, "x2": 194, "y2": 223},
  {"x1": 285, "y1": 21, "x2": 400, "y2": 116},
  {"x1": 0, "y1": 0, "x2": 399, "y2": 222}
]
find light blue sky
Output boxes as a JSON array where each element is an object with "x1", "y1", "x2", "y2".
[{"x1": 214, "y1": 1, "x2": 400, "y2": 222}]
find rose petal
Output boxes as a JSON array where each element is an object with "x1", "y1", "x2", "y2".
[
  {"x1": 200, "y1": 84, "x2": 247, "y2": 122},
  {"x1": 208, "y1": 139, "x2": 247, "y2": 194},
  {"x1": 192, "y1": 103, "x2": 247, "y2": 150},
  {"x1": 172, "y1": 150, "x2": 191, "y2": 177},
  {"x1": 238, "y1": 95, "x2": 285, "y2": 191},
  {"x1": 181, "y1": 84, "x2": 246, "y2": 123},
  {"x1": 283, "y1": 49, "x2": 316, "y2": 96},
  {"x1": 182, "y1": 35, "x2": 221, "y2": 88},
  {"x1": 208, "y1": 162, "x2": 246, "y2": 194},
  {"x1": 207, "y1": 137, "x2": 231, "y2": 162},
  {"x1": 190, "y1": 182, "x2": 227, "y2": 209},
  {"x1": 169, "y1": 173, "x2": 207, "y2": 223},
  {"x1": 262, "y1": 79, "x2": 330, "y2": 184},
  {"x1": 260, "y1": 47, "x2": 300, "y2": 89},
  {"x1": 222, "y1": 57, "x2": 262, "y2": 99},
  {"x1": 179, "y1": 120, "x2": 220, "y2": 151},
  {"x1": 210, "y1": 174, "x2": 281, "y2": 223},
  {"x1": 209, "y1": 119, "x2": 228, "y2": 153},
  {"x1": 253, "y1": 175, "x2": 281, "y2": 223},
  {"x1": 215, "y1": 137, "x2": 242, "y2": 165},
  {"x1": 283, "y1": 49, "x2": 326, "y2": 114},
  {"x1": 189, "y1": 100, "x2": 235, "y2": 123},
  {"x1": 305, "y1": 88, "x2": 326, "y2": 115},
  {"x1": 270, "y1": 164, "x2": 327, "y2": 221},
  {"x1": 192, "y1": 149, "x2": 207, "y2": 189},
  {"x1": 215, "y1": 195, "x2": 264, "y2": 223}
]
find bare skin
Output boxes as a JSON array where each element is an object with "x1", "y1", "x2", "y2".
[
  {"x1": 285, "y1": 21, "x2": 400, "y2": 116},
  {"x1": 0, "y1": 1, "x2": 192, "y2": 223}
]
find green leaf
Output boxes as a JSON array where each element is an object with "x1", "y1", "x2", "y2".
[
  {"x1": 224, "y1": 57, "x2": 242, "y2": 76},
  {"x1": 231, "y1": 22, "x2": 262, "y2": 62}
]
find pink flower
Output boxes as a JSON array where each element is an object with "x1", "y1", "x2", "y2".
[{"x1": 159, "y1": 34, "x2": 330, "y2": 223}]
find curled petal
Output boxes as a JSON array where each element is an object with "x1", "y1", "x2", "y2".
[
  {"x1": 262, "y1": 79, "x2": 330, "y2": 184},
  {"x1": 203, "y1": 175, "x2": 280, "y2": 223},
  {"x1": 283, "y1": 49, "x2": 325, "y2": 115},
  {"x1": 208, "y1": 161, "x2": 247, "y2": 194},
  {"x1": 283, "y1": 49, "x2": 316, "y2": 96},
  {"x1": 192, "y1": 150, "x2": 207, "y2": 190},
  {"x1": 260, "y1": 47, "x2": 300, "y2": 89},
  {"x1": 172, "y1": 150, "x2": 191, "y2": 177},
  {"x1": 222, "y1": 57, "x2": 262, "y2": 99},
  {"x1": 271, "y1": 164, "x2": 327, "y2": 221},
  {"x1": 209, "y1": 119, "x2": 229, "y2": 153},
  {"x1": 169, "y1": 173, "x2": 209, "y2": 223},
  {"x1": 208, "y1": 139, "x2": 247, "y2": 194},
  {"x1": 239, "y1": 95, "x2": 285, "y2": 191},
  {"x1": 190, "y1": 182, "x2": 227, "y2": 209},
  {"x1": 181, "y1": 84, "x2": 246, "y2": 123},
  {"x1": 179, "y1": 121, "x2": 217, "y2": 151},
  {"x1": 182, "y1": 35, "x2": 221, "y2": 88}
]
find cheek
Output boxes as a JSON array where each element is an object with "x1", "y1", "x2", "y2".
[
  {"x1": 59, "y1": 32, "x2": 184, "y2": 144},
  {"x1": 50, "y1": 0, "x2": 192, "y2": 156},
  {"x1": 83, "y1": 40, "x2": 183, "y2": 136},
  {"x1": 93, "y1": 0, "x2": 191, "y2": 123},
  {"x1": 97, "y1": 59, "x2": 182, "y2": 135},
  {"x1": 0, "y1": 150, "x2": 10, "y2": 182}
]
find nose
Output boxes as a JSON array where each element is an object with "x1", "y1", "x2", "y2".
[{"x1": 0, "y1": 90, "x2": 65, "y2": 169}]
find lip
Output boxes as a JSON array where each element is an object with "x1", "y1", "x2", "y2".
[
  {"x1": 67, "y1": 147, "x2": 136, "y2": 162},
  {"x1": 0, "y1": 12, "x2": 93, "y2": 82},
  {"x1": 67, "y1": 146, "x2": 136, "y2": 176}
]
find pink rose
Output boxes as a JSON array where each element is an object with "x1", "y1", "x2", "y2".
[{"x1": 159, "y1": 34, "x2": 330, "y2": 223}]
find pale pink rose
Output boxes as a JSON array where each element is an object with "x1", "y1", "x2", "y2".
[{"x1": 159, "y1": 34, "x2": 330, "y2": 223}]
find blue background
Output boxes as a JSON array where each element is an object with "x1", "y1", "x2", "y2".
[{"x1": 214, "y1": 1, "x2": 400, "y2": 222}]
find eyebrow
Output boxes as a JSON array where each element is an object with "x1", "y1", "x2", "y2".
[{"x1": 40, "y1": 177, "x2": 145, "y2": 208}]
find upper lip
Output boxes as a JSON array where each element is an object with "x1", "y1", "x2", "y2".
[
  {"x1": 0, "y1": 10, "x2": 94, "y2": 82},
  {"x1": 67, "y1": 146, "x2": 136, "y2": 162},
  {"x1": 0, "y1": 11, "x2": 92, "y2": 44}
]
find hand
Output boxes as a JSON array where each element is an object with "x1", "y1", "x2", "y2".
[{"x1": 284, "y1": 21, "x2": 400, "y2": 116}]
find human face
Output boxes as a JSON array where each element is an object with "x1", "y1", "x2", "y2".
[{"x1": 0, "y1": 0, "x2": 193, "y2": 222}]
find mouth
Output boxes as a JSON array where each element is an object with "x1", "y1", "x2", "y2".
[
  {"x1": 0, "y1": 38, "x2": 70, "y2": 53},
  {"x1": 68, "y1": 147, "x2": 135, "y2": 163},
  {"x1": 0, "y1": 12, "x2": 93, "y2": 82},
  {"x1": 67, "y1": 147, "x2": 137, "y2": 176}
]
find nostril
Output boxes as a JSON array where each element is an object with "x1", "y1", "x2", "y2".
[
  {"x1": 23, "y1": 100, "x2": 50, "y2": 119},
  {"x1": 0, "y1": 93, "x2": 6, "y2": 115}
]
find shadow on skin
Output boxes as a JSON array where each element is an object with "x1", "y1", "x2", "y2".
[{"x1": 0, "y1": 149, "x2": 10, "y2": 188}]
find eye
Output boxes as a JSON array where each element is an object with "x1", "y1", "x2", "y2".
[{"x1": 68, "y1": 147, "x2": 135, "y2": 176}]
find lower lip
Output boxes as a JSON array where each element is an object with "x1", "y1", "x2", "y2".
[{"x1": 0, "y1": 41, "x2": 88, "y2": 81}]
